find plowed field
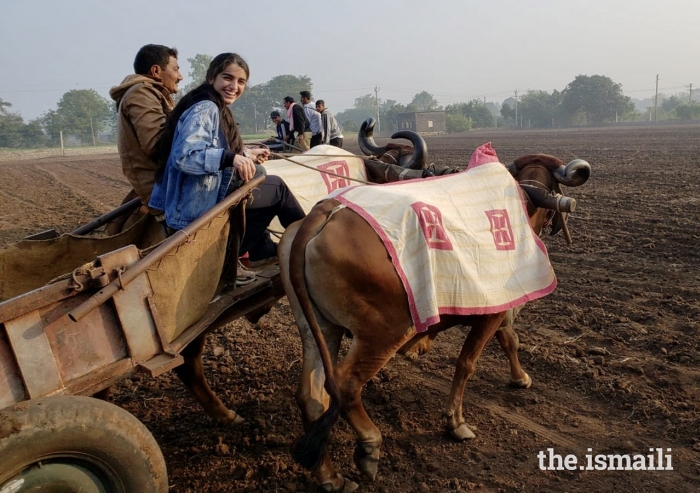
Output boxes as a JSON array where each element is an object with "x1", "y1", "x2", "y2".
[{"x1": 2, "y1": 125, "x2": 699, "y2": 492}]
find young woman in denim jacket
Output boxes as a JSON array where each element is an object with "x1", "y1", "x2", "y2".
[{"x1": 150, "y1": 53, "x2": 305, "y2": 267}]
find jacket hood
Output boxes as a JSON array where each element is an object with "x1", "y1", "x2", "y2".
[{"x1": 109, "y1": 74, "x2": 163, "y2": 104}]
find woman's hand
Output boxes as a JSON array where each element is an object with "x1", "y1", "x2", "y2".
[
  {"x1": 233, "y1": 153, "x2": 256, "y2": 182},
  {"x1": 246, "y1": 147, "x2": 270, "y2": 164}
]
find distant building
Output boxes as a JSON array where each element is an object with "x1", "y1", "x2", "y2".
[{"x1": 396, "y1": 111, "x2": 446, "y2": 135}]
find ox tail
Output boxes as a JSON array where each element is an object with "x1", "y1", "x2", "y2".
[{"x1": 288, "y1": 200, "x2": 342, "y2": 470}]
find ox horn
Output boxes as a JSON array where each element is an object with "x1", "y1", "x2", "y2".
[
  {"x1": 358, "y1": 118, "x2": 387, "y2": 156},
  {"x1": 390, "y1": 130, "x2": 428, "y2": 170},
  {"x1": 553, "y1": 159, "x2": 591, "y2": 187}
]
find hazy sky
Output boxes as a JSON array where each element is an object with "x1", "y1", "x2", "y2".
[{"x1": 1, "y1": 0, "x2": 697, "y2": 120}]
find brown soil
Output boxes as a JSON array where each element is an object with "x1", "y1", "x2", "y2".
[{"x1": 2, "y1": 125, "x2": 699, "y2": 492}]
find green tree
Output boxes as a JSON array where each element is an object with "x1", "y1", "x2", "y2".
[
  {"x1": 661, "y1": 94, "x2": 682, "y2": 113},
  {"x1": 180, "y1": 54, "x2": 213, "y2": 95},
  {"x1": 234, "y1": 74, "x2": 313, "y2": 133},
  {"x1": 0, "y1": 99, "x2": 47, "y2": 148},
  {"x1": 233, "y1": 83, "x2": 265, "y2": 133},
  {"x1": 445, "y1": 113, "x2": 471, "y2": 133},
  {"x1": 446, "y1": 99, "x2": 493, "y2": 128},
  {"x1": 336, "y1": 94, "x2": 384, "y2": 134},
  {"x1": 517, "y1": 90, "x2": 562, "y2": 128},
  {"x1": 560, "y1": 75, "x2": 634, "y2": 125},
  {"x1": 343, "y1": 119, "x2": 359, "y2": 133},
  {"x1": 675, "y1": 104, "x2": 700, "y2": 120},
  {"x1": 500, "y1": 100, "x2": 515, "y2": 120},
  {"x1": 0, "y1": 98, "x2": 24, "y2": 147},
  {"x1": 381, "y1": 100, "x2": 408, "y2": 133},
  {"x1": 354, "y1": 94, "x2": 379, "y2": 110},
  {"x1": 410, "y1": 91, "x2": 440, "y2": 111},
  {"x1": 42, "y1": 89, "x2": 112, "y2": 145},
  {"x1": 334, "y1": 108, "x2": 376, "y2": 132}
]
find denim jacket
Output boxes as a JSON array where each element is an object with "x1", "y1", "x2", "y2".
[{"x1": 149, "y1": 101, "x2": 234, "y2": 230}]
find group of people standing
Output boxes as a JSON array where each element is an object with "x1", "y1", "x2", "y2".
[
  {"x1": 110, "y1": 45, "x2": 306, "y2": 285},
  {"x1": 271, "y1": 91, "x2": 344, "y2": 151}
]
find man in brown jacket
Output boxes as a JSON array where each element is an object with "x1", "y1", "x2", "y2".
[
  {"x1": 109, "y1": 44, "x2": 182, "y2": 213},
  {"x1": 109, "y1": 45, "x2": 257, "y2": 285}
]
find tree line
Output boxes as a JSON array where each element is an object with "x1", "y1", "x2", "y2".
[{"x1": 1, "y1": 54, "x2": 698, "y2": 149}]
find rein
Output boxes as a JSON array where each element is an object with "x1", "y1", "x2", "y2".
[{"x1": 248, "y1": 139, "x2": 416, "y2": 186}]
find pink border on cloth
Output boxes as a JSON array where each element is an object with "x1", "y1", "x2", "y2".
[{"x1": 332, "y1": 143, "x2": 557, "y2": 332}]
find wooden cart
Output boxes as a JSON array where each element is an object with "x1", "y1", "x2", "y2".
[{"x1": 0, "y1": 176, "x2": 284, "y2": 493}]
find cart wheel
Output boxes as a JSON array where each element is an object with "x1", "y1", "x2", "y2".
[{"x1": 0, "y1": 396, "x2": 168, "y2": 493}]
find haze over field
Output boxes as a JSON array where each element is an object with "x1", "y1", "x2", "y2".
[{"x1": 1, "y1": 0, "x2": 697, "y2": 120}]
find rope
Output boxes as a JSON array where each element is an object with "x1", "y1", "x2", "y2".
[
  {"x1": 248, "y1": 138, "x2": 375, "y2": 186},
  {"x1": 268, "y1": 153, "x2": 374, "y2": 185},
  {"x1": 249, "y1": 138, "x2": 403, "y2": 172}
]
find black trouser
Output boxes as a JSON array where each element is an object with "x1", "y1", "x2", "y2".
[
  {"x1": 310, "y1": 133, "x2": 323, "y2": 148},
  {"x1": 330, "y1": 137, "x2": 343, "y2": 148},
  {"x1": 231, "y1": 172, "x2": 305, "y2": 261}
]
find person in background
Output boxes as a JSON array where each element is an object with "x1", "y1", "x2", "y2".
[
  {"x1": 110, "y1": 44, "x2": 183, "y2": 215},
  {"x1": 316, "y1": 100, "x2": 344, "y2": 148},
  {"x1": 283, "y1": 96, "x2": 310, "y2": 151},
  {"x1": 270, "y1": 110, "x2": 291, "y2": 151},
  {"x1": 150, "y1": 53, "x2": 305, "y2": 284},
  {"x1": 300, "y1": 90, "x2": 324, "y2": 147}
]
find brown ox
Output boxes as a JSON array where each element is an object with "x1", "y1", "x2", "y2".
[
  {"x1": 98, "y1": 121, "x2": 436, "y2": 428},
  {"x1": 279, "y1": 154, "x2": 590, "y2": 491}
]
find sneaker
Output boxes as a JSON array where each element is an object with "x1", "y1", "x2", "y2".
[
  {"x1": 249, "y1": 256, "x2": 278, "y2": 268},
  {"x1": 236, "y1": 261, "x2": 257, "y2": 286}
]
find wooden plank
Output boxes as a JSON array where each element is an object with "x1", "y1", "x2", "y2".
[
  {"x1": 99, "y1": 246, "x2": 162, "y2": 363},
  {"x1": 4, "y1": 310, "x2": 63, "y2": 398},
  {"x1": 0, "y1": 278, "x2": 76, "y2": 322},
  {"x1": 0, "y1": 328, "x2": 27, "y2": 408},
  {"x1": 64, "y1": 358, "x2": 134, "y2": 397},
  {"x1": 0, "y1": 273, "x2": 109, "y2": 323},
  {"x1": 23, "y1": 229, "x2": 60, "y2": 240},
  {"x1": 43, "y1": 295, "x2": 128, "y2": 383},
  {"x1": 137, "y1": 353, "x2": 184, "y2": 378},
  {"x1": 170, "y1": 267, "x2": 284, "y2": 352}
]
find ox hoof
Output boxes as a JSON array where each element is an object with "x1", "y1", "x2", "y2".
[
  {"x1": 353, "y1": 443, "x2": 380, "y2": 480},
  {"x1": 215, "y1": 409, "x2": 245, "y2": 426},
  {"x1": 402, "y1": 350, "x2": 420, "y2": 361},
  {"x1": 321, "y1": 476, "x2": 358, "y2": 493},
  {"x1": 510, "y1": 373, "x2": 532, "y2": 389},
  {"x1": 450, "y1": 423, "x2": 476, "y2": 441}
]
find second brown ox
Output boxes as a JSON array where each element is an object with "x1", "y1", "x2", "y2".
[{"x1": 279, "y1": 153, "x2": 591, "y2": 492}]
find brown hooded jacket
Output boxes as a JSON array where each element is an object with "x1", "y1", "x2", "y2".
[{"x1": 109, "y1": 74, "x2": 175, "y2": 209}]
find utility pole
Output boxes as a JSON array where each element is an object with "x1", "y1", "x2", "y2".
[
  {"x1": 653, "y1": 74, "x2": 659, "y2": 122},
  {"x1": 374, "y1": 85, "x2": 381, "y2": 135},
  {"x1": 87, "y1": 108, "x2": 96, "y2": 146},
  {"x1": 514, "y1": 90, "x2": 518, "y2": 129},
  {"x1": 253, "y1": 103, "x2": 258, "y2": 133}
]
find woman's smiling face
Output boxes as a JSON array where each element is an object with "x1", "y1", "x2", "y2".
[{"x1": 210, "y1": 63, "x2": 247, "y2": 105}]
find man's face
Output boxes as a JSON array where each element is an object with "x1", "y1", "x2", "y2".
[
  {"x1": 271, "y1": 115, "x2": 281, "y2": 124},
  {"x1": 160, "y1": 56, "x2": 183, "y2": 94},
  {"x1": 283, "y1": 100, "x2": 290, "y2": 110},
  {"x1": 316, "y1": 103, "x2": 325, "y2": 113}
]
